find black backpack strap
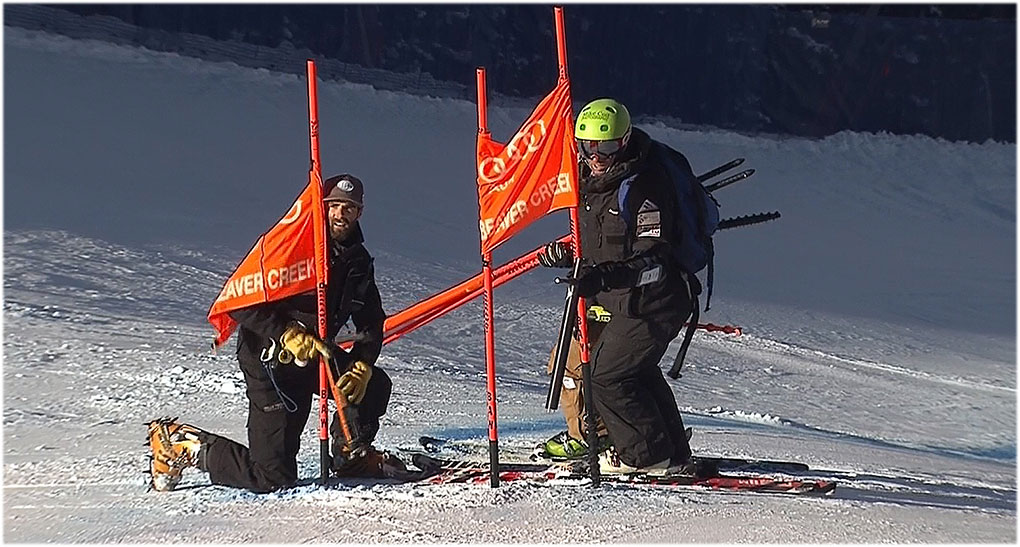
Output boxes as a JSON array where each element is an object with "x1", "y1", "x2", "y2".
[
  {"x1": 704, "y1": 239, "x2": 714, "y2": 312},
  {"x1": 667, "y1": 273, "x2": 699, "y2": 380},
  {"x1": 694, "y1": 180, "x2": 716, "y2": 313},
  {"x1": 667, "y1": 298, "x2": 698, "y2": 380}
]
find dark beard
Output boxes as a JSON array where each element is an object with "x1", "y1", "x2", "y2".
[{"x1": 329, "y1": 221, "x2": 352, "y2": 242}]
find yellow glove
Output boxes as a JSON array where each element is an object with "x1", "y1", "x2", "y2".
[
  {"x1": 280, "y1": 325, "x2": 332, "y2": 366},
  {"x1": 586, "y1": 305, "x2": 613, "y2": 323},
  {"x1": 337, "y1": 360, "x2": 372, "y2": 404}
]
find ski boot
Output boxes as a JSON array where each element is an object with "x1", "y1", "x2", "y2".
[
  {"x1": 598, "y1": 446, "x2": 673, "y2": 475},
  {"x1": 332, "y1": 444, "x2": 408, "y2": 479},
  {"x1": 538, "y1": 430, "x2": 610, "y2": 461},
  {"x1": 680, "y1": 457, "x2": 720, "y2": 478},
  {"x1": 597, "y1": 446, "x2": 718, "y2": 477},
  {"x1": 146, "y1": 417, "x2": 205, "y2": 491}
]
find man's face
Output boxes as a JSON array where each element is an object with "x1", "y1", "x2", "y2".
[
  {"x1": 585, "y1": 154, "x2": 616, "y2": 175},
  {"x1": 327, "y1": 200, "x2": 362, "y2": 241},
  {"x1": 577, "y1": 135, "x2": 627, "y2": 176}
]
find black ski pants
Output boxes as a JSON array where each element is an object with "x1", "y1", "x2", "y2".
[
  {"x1": 201, "y1": 352, "x2": 391, "y2": 493},
  {"x1": 589, "y1": 310, "x2": 691, "y2": 468}
]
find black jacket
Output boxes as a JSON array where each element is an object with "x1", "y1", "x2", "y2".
[
  {"x1": 230, "y1": 223, "x2": 386, "y2": 370},
  {"x1": 578, "y1": 127, "x2": 694, "y2": 320}
]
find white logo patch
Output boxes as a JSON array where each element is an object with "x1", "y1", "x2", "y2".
[
  {"x1": 636, "y1": 265, "x2": 662, "y2": 286},
  {"x1": 636, "y1": 210, "x2": 661, "y2": 238},
  {"x1": 637, "y1": 211, "x2": 660, "y2": 226},
  {"x1": 608, "y1": 207, "x2": 620, "y2": 216},
  {"x1": 638, "y1": 199, "x2": 659, "y2": 212},
  {"x1": 338, "y1": 179, "x2": 355, "y2": 192}
]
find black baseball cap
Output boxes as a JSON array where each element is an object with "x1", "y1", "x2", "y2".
[{"x1": 323, "y1": 174, "x2": 364, "y2": 207}]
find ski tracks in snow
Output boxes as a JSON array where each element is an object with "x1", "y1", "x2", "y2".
[
  {"x1": 667, "y1": 324, "x2": 1015, "y2": 466},
  {"x1": 740, "y1": 333, "x2": 1013, "y2": 394}
]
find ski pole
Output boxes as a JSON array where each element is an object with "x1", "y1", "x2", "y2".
[
  {"x1": 323, "y1": 354, "x2": 364, "y2": 455},
  {"x1": 546, "y1": 260, "x2": 582, "y2": 411},
  {"x1": 581, "y1": 358, "x2": 600, "y2": 487}
]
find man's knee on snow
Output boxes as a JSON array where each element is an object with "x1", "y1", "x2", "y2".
[{"x1": 247, "y1": 458, "x2": 300, "y2": 493}]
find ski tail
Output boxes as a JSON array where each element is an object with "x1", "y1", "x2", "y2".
[
  {"x1": 704, "y1": 168, "x2": 755, "y2": 193},
  {"x1": 696, "y1": 158, "x2": 744, "y2": 184}
]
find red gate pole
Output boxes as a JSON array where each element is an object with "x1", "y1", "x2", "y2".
[
  {"x1": 305, "y1": 59, "x2": 334, "y2": 485},
  {"x1": 476, "y1": 66, "x2": 500, "y2": 488},
  {"x1": 554, "y1": 5, "x2": 599, "y2": 487}
]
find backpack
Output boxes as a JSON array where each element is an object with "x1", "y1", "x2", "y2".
[
  {"x1": 617, "y1": 141, "x2": 720, "y2": 379},
  {"x1": 618, "y1": 141, "x2": 720, "y2": 309}
]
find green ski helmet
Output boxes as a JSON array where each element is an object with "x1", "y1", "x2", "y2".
[{"x1": 575, "y1": 98, "x2": 631, "y2": 141}]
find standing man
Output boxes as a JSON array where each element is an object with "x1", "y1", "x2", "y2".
[
  {"x1": 147, "y1": 174, "x2": 404, "y2": 493},
  {"x1": 537, "y1": 98, "x2": 699, "y2": 474}
]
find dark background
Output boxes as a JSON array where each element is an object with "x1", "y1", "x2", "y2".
[{"x1": 47, "y1": 4, "x2": 1017, "y2": 143}]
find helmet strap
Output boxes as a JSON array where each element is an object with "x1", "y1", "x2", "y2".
[{"x1": 621, "y1": 126, "x2": 632, "y2": 148}]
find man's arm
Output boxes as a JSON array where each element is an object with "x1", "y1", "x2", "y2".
[
  {"x1": 229, "y1": 300, "x2": 291, "y2": 341},
  {"x1": 348, "y1": 267, "x2": 385, "y2": 365},
  {"x1": 595, "y1": 178, "x2": 678, "y2": 290}
]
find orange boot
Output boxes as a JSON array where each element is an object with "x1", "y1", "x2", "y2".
[{"x1": 146, "y1": 417, "x2": 205, "y2": 491}]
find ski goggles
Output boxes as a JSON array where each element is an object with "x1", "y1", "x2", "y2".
[{"x1": 576, "y1": 137, "x2": 627, "y2": 159}]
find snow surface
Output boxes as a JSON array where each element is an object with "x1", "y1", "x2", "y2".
[{"x1": 3, "y1": 26, "x2": 1016, "y2": 543}]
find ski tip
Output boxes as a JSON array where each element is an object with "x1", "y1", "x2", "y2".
[
  {"x1": 815, "y1": 480, "x2": 837, "y2": 494},
  {"x1": 418, "y1": 436, "x2": 444, "y2": 452},
  {"x1": 410, "y1": 452, "x2": 443, "y2": 472}
]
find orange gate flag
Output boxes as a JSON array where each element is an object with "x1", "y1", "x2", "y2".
[
  {"x1": 476, "y1": 78, "x2": 578, "y2": 254},
  {"x1": 207, "y1": 174, "x2": 324, "y2": 348}
]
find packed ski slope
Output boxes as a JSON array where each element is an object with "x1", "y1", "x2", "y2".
[{"x1": 3, "y1": 27, "x2": 1016, "y2": 542}]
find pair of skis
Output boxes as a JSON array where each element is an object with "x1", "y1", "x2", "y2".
[
  {"x1": 408, "y1": 438, "x2": 834, "y2": 495},
  {"x1": 419, "y1": 434, "x2": 812, "y2": 475}
]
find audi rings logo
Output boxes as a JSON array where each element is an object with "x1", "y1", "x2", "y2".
[
  {"x1": 337, "y1": 179, "x2": 355, "y2": 192},
  {"x1": 477, "y1": 120, "x2": 547, "y2": 185},
  {"x1": 478, "y1": 157, "x2": 506, "y2": 187}
]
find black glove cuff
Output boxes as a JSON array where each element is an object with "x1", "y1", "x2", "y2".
[{"x1": 538, "y1": 241, "x2": 573, "y2": 268}]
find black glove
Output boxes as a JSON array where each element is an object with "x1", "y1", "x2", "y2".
[
  {"x1": 572, "y1": 264, "x2": 606, "y2": 298},
  {"x1": 537, "y1": 241, "x2": 573, "y2": 268}
]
